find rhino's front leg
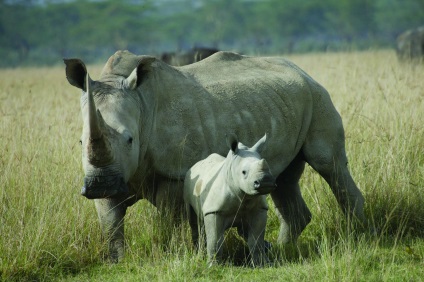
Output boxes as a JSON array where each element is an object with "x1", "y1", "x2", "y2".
[
  {"x1": 246, "y1": 209, "x2": 270, "y2": 267},
  {"x1": 94, "y1": 198, "x2": 127, "y2": 263},
  {"x1": 204, "y1": 213, "x2": 225, "y2": 267}
]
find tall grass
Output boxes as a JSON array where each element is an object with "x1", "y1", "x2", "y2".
[{"x1": 1, "y1": 51, "x2": 423, "y2": 281}]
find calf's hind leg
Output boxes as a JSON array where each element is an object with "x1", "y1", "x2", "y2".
[
  {"x1": 271, "y1": 154, "x2": 312, "y2": 244},
  {"x1": 187, "y1": 204, "x2": 203, "y2": 249}
]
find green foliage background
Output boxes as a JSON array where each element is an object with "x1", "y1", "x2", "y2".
[{"x1": 1, "y1": 0, "x2": 423, "y2": 67}]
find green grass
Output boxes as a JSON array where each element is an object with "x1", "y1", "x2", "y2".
[{"x1": 1, "y1": 51, "x2": 423, "y2": 281}]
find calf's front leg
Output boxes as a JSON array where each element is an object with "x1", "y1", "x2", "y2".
[
  {"x1": 204, "y1": 213, "x2": 226, "y2": 267},
  {"x1": 246, "y1": 208, "x2": 270, "y2": 267}
]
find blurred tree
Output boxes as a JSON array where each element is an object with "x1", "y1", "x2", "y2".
[
  {"x1": 257, "y1": 0, "x2": 327, "y2": 53},
  {"x1": 0, "y1": 1, "x2": 33, "y2": 63},
  {"x1": 324, "y1": 0, "x2": 375, "y2": 42},
  {"x1": 0, "y1": 0, "x2": 423, "y2": 67},
  {"x1": 374, "y1": 0, "x2": 424, "y2": 39},
  {"x1": 40, "y1": 2, "x2": 80, "y2": 58}
]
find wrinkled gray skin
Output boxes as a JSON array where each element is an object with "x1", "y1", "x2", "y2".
[
  {"x1": 64, "y1": 50, "x2": 366, "y2": 262},
  {"x1": 396, "y1": 26, "x2": 424, "y2": 62},
  {"x1": 160, "y1": 47, "x2": 219, "y2": 66},
  {"x1": 184, "y1": 134, "x2": 275, "y2": 267}
]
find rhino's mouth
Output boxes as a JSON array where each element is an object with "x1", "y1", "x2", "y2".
[
  {"x1": 255, "y1": 183, "x2": 277, "y2": 195},
  {"x1": 81, "y1": 175, "x2": 129, "y2": 199}
]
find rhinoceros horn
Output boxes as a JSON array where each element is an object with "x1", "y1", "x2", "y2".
[
  {"x1": 251, "y1": 133, "x2": 267, "y2": 154},
  {"x1": 86, "y1": 74, "x2": 102, "y2": 140},
  {"x1": 86, "y1": 74, "x2": 113, "y2": 165}
]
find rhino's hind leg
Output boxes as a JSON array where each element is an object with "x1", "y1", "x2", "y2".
[
  {"x1": 94, "y1": 198, "x2": 128, "y2": 263},
  {"x1": 303, "y1": 124, "x2": 366, "y2": 227},
  {"x1": 271, "y1": 154, "x2": 312, "y2": 244}
]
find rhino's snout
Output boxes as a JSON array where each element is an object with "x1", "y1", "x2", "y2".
[{"x1": 81, "y1": 175, "x2": 129, "y2": 199}]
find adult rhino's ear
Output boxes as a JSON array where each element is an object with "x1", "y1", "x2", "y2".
[
  {"x1": 64, "y1": 58, "x2": 88, "y2": 91},
  {"x1": 252, "y1": 133, "x2": 267, "y2": 154},
  {"x1": 226, "y1": 133, "x2": 239, "y2": 154},
  {"x1": 126, "y1": 56, "x2": 156, "y2": 90}
]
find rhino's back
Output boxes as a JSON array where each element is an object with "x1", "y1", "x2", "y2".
[
  {"x1": 180, "y1": 51, "x2": 310, "y2": 90},
  {"x1": 149, "y1": 52, "x2": 317, "y2": 176}
]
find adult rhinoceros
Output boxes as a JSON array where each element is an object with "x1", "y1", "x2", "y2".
[
  {"x1": 396, "y1": 26, "x2": 424, "y2": 61},
  {"x1": 64, "y1": 50, "x2": 366, "y2": 262}
]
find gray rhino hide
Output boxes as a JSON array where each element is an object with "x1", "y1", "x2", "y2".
[{"x1": 102, "y1": 51, "x2": 318, "y2": 178}]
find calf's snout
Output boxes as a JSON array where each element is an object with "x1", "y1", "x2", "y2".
[{"x1": 253, "y1": 174, "x2": 276, "y2": 194}]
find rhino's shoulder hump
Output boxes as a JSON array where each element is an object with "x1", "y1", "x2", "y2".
[{"x1": 206, "y1": 51, "x2": 244, "y2": 62}]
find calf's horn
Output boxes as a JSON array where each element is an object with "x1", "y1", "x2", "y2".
[{"x1": 252, "y1": 133, "x2": 267, "y2": 153}]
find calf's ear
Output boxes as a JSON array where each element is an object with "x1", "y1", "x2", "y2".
[
  {"x1": 64, "y1": 58, "x2": 88, "y2": 91},
  {"x1": 126, "y1": 56, "x2": 156, "y2": 90},
  {"x1": 226, "y1": 133, "x2": 239, "y2": 154}
]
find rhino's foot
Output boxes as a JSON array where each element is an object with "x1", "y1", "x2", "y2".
[
  {"x1": 250, "y1": 254, "x2": 271, "y2": 268},
  {"x1": 108, "y1": 239, "x2": 125, "y2": 263},
  {"x1": 207, "y1": 259, "x2": 219, "y2": 268}
]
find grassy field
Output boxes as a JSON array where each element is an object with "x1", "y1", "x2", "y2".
[{"x1": 1, "y1": 50, "x2": 423, "y2": 281}]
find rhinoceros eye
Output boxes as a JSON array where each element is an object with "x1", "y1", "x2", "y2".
[
  {"x1": 127, "y1": 137, "x2": 133, "y2": 145},
  {"x1": 79, "y1": 140, "x2": 82, "y2": 145}
]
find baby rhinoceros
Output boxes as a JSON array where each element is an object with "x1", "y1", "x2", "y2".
[{"x1": 184, "y1": 134, "x2": 276, "y2": 267}]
